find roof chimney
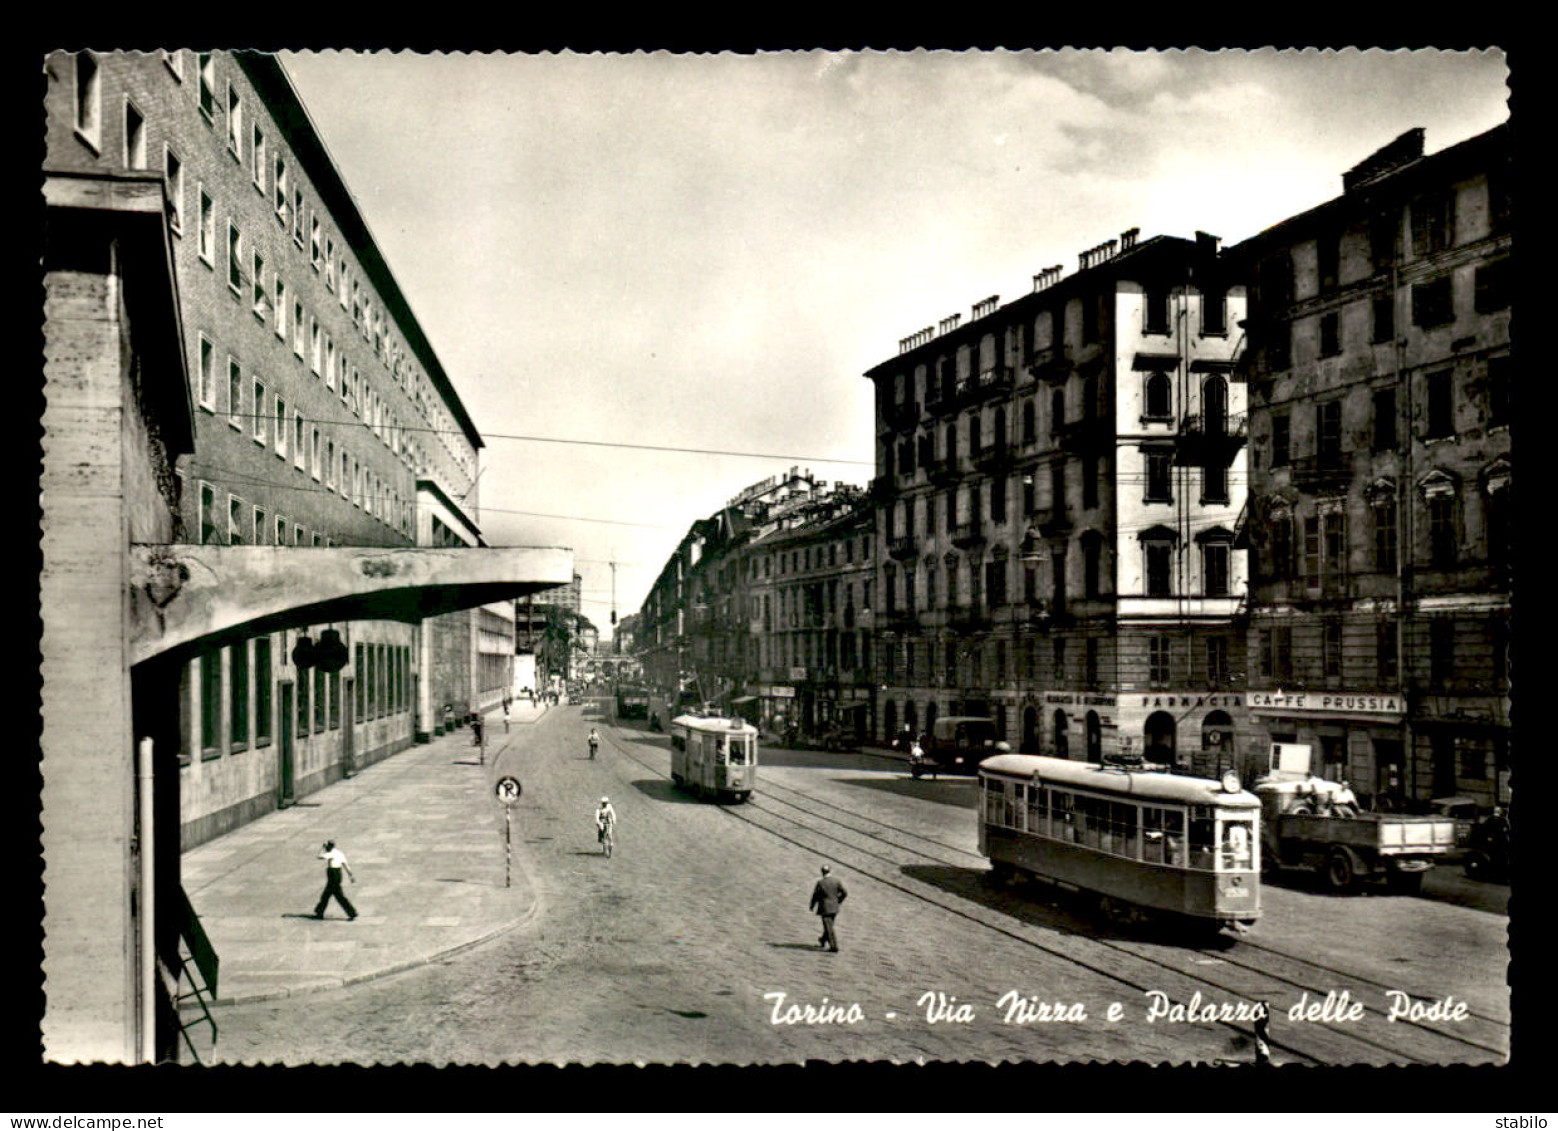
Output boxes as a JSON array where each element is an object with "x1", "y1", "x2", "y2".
[{"x1": 1343, "y1": 128, "x2": 1426, "y2": 192}]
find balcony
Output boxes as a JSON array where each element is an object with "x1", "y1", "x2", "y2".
[
  {"x1": 1031, "y1": 346, "x2": 1073, "y2": 383},
  {"x1": 1030, "y1": 508, "x2": 1073, "y2": 538},
  {"x1": 951, "y1": 520, "x2": 987, "y2": 549},
  {"x1": 868, "y1": 475, "x2": 895, "y2": 503},
  {"x1": 887, "y1": 534, "x2": 918, "y2": 560},
  {"x1": 1172, "y1": 412, "x2": 1248, "y2": 467},
  {"x1": 883, "y1": 399, "x2": 920, "y2": 430},
  {"x1": 1286, "y1": 451, "x2": 1354, "y2": 494},
  {"x1": 973, "y1": 442, "x2": 1015, "y2": 474},
  {"x1": 926, "y1": 457, "x2": 959, "y2": 486},
  {"x1": 948, "y1": 606, "x2": 993, "y2": 634},
  {"x1": 955, "y1": 365, "x2": 1014, "y2": 407},
  {"x1": 1058, "y1": 415, "x2": 1111, "y2": 454}
]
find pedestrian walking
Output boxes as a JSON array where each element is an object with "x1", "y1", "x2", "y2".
[
  {"x1": 1253, "y1": 1008, "x2": 1273, "y2": 1067},
  {"x1": 809, "y1": 864, "x2": 847, "y2": 953},
  {"x1": 442, "y1": 703, "x2": 455, "y2": 734},
  {"x1": 312, "y1": 839, "x2": 357, "y2": 920}
]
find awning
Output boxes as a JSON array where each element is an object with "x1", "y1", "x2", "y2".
[{"x1": 731, "y1": 695, "x2": 759, "y2": 705}]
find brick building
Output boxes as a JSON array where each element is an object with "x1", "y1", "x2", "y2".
[
  {"x1": 866, "y1": 232, "x2": 1249, "y2": 770},
  {"x1": 1230, "y1": 124, "x2": 1512, "y2": 809},
  {"x1": 44, "y1": 51, "x2": 495, "y2": 845}
]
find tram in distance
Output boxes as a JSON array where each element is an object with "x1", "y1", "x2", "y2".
[
  {"x1": 669, "y1": 712, "x2": 758, "y2": 802},
  {"x1": 978, "y1": 753, "x2": 1261, "y2": 934},
  {"x1": 615, "y1": 685, "x2": 651, "y2": 719}
]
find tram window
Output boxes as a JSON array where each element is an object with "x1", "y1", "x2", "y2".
[
  {"x1": 1012, "y1": 784, "x2": 1026, "y2": 831},
  {"x1": 1028, "y1": 784, "x2": 1048, "y2": 836},
  {"x1": 1078, "y1": 795, "x2": 1105, "y2": 850},
  {"x1": 1142, "y1": 807, "x2": 1165, "y2": 864},
  {"x1": 1220, "y1": 818, "x2": 1254, "y2": 870},
  {"x1": 1188, "y1": 805, "x2": 1217, "y2": 870},
  {"x1": 1053, "y1": 791, "x2": 1080, "y2": 842},
  {"x1": 1112, "y1": 802, "x2": 1139, "y2": 860},
  {"x1": 728, "y1": 738, "x2": 748, "y2": 765}
]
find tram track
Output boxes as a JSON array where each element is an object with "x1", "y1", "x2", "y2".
[{"x1": 602, "y1": 725, "x2": 1507, "y2": 1065}]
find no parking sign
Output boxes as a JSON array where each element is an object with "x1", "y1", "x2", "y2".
[{"x1": 495, "y1": 776, "x2": 521, "y2": 887}]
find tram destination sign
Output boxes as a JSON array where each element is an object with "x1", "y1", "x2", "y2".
[{"x1": 1249, "y1": 691, "x2": 1405, "y2": 719}]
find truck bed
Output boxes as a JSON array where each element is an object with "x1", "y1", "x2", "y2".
[{"x1": 1277, "y1": 813, "x2": 1457, "y2": 855}]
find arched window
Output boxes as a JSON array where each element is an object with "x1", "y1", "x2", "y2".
[
  {"x1": 883, "y1": 700, "x2": 897, "y2": 741},
  {"x1": 945, "y1": 423, "x2": 957, "y2": 465},
  {"x1": 1202, "y1": 709, "x2": 1233, "y2": 752},
  {"x1": 1022, "y1": 706, "x2": 1039, "y2": 753},
  {"x1": 1022, "y1": 400, "x2": 1036, "y2": 444},
  {"x1": 1053, "y1": 709, "x2": 1070, "y2": 759},
  {"x1": 993, "y1": 406, "x2": 1007, "y2": 451},
  {"x1": 1203, "y1": 375, "x2": 1228, "y2": 432},
  {"x1": 1085, "y1": 710, "x2": 1103, "y2": 764},
  {"x1": 969, "y1": 414, "x2": 982, "y2": 457}
]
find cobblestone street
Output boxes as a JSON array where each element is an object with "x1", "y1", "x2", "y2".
[{"x1": 202, "y1": 706, "x2": 1509, "y2": 1067}]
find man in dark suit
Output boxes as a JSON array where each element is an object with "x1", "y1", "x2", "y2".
[{"x1": 809, "y1": 865, "x2": 847, "y2": 952}]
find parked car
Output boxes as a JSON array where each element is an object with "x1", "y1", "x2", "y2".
[
  {"x1": 1428, "y1": 796, "x2": 1481, "y2": 859},
  {"x1": 912, "y1": 716, "x2": 1010, "y2": 778}
]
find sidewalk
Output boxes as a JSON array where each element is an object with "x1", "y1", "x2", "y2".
[{"x1": 180, "y1": 699, "x2": 548, "y2": 1005}]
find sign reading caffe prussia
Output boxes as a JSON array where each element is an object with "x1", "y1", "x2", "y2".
[{"x1": 1249, "y1": 691, "x2": 1405, "y2": 718}]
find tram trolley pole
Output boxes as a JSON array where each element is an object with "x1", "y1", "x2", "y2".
[{"x1": 495, "y1": 776, "x2": 522, "y2": 887}]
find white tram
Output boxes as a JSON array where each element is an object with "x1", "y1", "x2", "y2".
[
  {"x1": 669, "y1": 714, "x2": 758, "y2": 802},
  {"x1": 978, "y1": 754, "x2": 1261, "y2": 932}
]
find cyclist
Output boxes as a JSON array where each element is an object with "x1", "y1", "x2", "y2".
[
  {"x1": 588, "y1": 727, "x2": 601, "y2": 759},
  {"x1": 595, "y1": 796, "x2": 617, "y2": 856}
]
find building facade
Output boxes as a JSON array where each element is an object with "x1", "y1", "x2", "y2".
[
  {"x1": 1231, "y1": 125, "x2": 1512, "y2": 809},
  {"x1": 44, "y1": 50, "x2": 488, "y2": 846},
  {"x1": 866, "y1": 231, "x2": 1249, "y2": 772}
]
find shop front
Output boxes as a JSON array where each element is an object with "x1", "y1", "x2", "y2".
[
  {"x1": 1116, "y1": 692, "x2": 1249, "y2": 778},
  {"x1": 1248, "y1": 690, "x2": 1407, "y2": 809}
]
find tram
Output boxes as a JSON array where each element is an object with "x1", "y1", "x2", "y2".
[
  {"x1": 614, "y1": 685, "x2": 651, "y2": 719},
  {"x1": 978, "y1": 754, "x2": 1261, "y2": 933},
  {"x1": 670, "y1": 713, "x2": 758, "y2": 802}
]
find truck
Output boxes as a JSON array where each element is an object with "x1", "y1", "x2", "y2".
[{"x1": 1254, "y1": 771, "x2": 1457, "y2": 894}]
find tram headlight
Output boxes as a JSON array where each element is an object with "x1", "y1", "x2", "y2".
[{"x1": 1221, "y1": 770, "x2": 1241, "y2": 793}]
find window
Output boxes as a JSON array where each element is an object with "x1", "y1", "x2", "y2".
[
  {"x1": 1472, "y1": 257, "x2": 1510, "y2": 314},
  {"x1": 311, "y1": 427, "x2": 322, "y2": 480},
  {"x1": 252, "y1": 249, "x2": 266, "y2": 317},
  {"x1": 124, "y1": 99, "x2": 146, "y2": 169},
  {"x1": 1266, "y1": 323, "x2": 1291, "y2": 371},
  {"x1": 1202, "y1": 289, "x2": 1226, "y2": 335},
  {"x1": 200, "y1": 650, "x2": 221, "y2": 755},
  {"x1": 1203, "y1": 462, "x2": 1228, "y2": 505},
  {"x1": 1083, "y1": 453, "x2": 1099, "y2": 510},
  {"x1": 1206, "y1": 636, "x2": 1228, "y2": 686},
  {"x1": 326, "y1": 237, "x2": 336, "y2": 290},
  {"x1": 1144, "y1": 287, "x2": 1170, "y2": 335},
  {"x1": 1428, "y1": 494, "x2": 1457, "y2": 567},
  {"x1": 293, "y1": 411, "x2": 305, "y2": 470},
  {"x1": 198, "y1": 335, "x2": 215, "y2": 409},
  {"x1": 986, "y1": 559, "x2": 1008, "y2": 607},
  {"x1": 164, "y1": 147, "x2": 184, "y2": 233},
  {"x1": 252, "y1": 379, "x2": 266, "y2": 443},
  {"x1": 1260, "y1": 625, "x2": 1293, "y2": 681},
  {"x1": 1204, "y1": 542, "x2": 1230, "y2": 596},
  {"x1": 1083, "y1": 538, "x2": 1102, "y2": 598},
  {"x1": 1372, "y1": 496, "x2": 1397, "y2": 573},
  {"x1": 1271, "y1": 413, "x2": 1290, "y2": 468},
  {"x1": 310, "y1": 216, "x2": 322, "y2": 267},
  {"x1": 1372, "y1": 293, "x2": 1395, "y2": 343},
  {"x1": 1316, "y1": 400, "x2": 1343, "y2": 469},
  {"x1": 293, "y1": 189, "x2": 305, "y2": 245},
  {"x1": 274, "y1": 274, "x2": 287, "y2": 338},
  {"x1": 326, "y1": 335, "x2": 336, "y2": 389},
  {"x1": 1317, "y1": 232, "x2": 1339, "y2": 292},
  {"x1": 275, "y1": 155, "x2": 289, "y2": 225},
  {"x1": 1260, "y1": 252, "x2": 1295, "y2": 310},
  {"x1": 314, "y1": 665, "x2": 326, "y2": 732},
  {"x1": 74, "y1": 52, "x2": 100, "y2": 146},
  {"x1": 255, "y1": 638, "x2": 272, "y2": 746},
  {"x1": 197, "y1": 53, "x2": 217, "y2": 121},
  {"x1": 253, "y1": 504, "x2": 267, "y2": 545},
  {"x1": 227, "y1": 221, "x2": 243, "y2": 292},
  {"x1": 1085, "y1": 637, "x2": 1100, "y2": 687},
  {"x1": 1022, "y1": 400, "x2": 1036, "y2": 443},
  {"x1": 1323, "y1": 619, "x2": 1343, "y2": 683},
  {"x1": 226, "y1": 82, "x2": 243, "y2": 156},
  {"x1": 1319, "y1": 312, "x2": 1340, "y2": 357},
  {"x1": 1425, "y1": 370, "x2": 1454, "y2": 438},
  {"x1": 990, "y1": 475, "x2": 1007, "y2": 523},
  {"x1": 1377, "y1": 620, "x2": 1398, "y2": 684},
  {"x1": 1411, "y1": 188, "x2": 1455, "y2": 257},
  {"x1": 227, "y1": 358, "x2": 242, "y2": 428},
  {"x1": 1145, "y1": 449, "x2": 1172, "y2": 503},
  {"x1": 293, "y1": 300, "x2": 305, "y2": 356},
  {"x1": 1144, "y1": 372, "x2": 1171, "y2": 419},
  {"x1": 1372, "y1": 388, "x2": 1396, "y2": 452},
  {"x1": 296, "y1": 653, "x2": 310, "y2": 738},
  {"x1": 274, "y1": 396, "x2": 287, "y2": 458},
  {"x1": 1269, "y1": 512, "x2": 1294, "y2": 580},
  {"x1": 252, "y1": 123, "x2": 266, "y2": 192},
  {"x1": 1430, "y1": 618, "x2": 1455, "y2": 688},
  {"x1": 326, "y1": 440, "x2": 335, "y2": 488},
  {"x1": 1149, "y1": 636, "x2": 1171, "y2": 688},
  {"x1": 1412, "y1": 277, "x2": 1453, "y2": 328},
  {"x1": 1486, "y1": 356, "x2": 1511, "y2": 430},
  {"x1": 199, "y1": 481, "x2": 218, "y2": 544},
  {"x1": 228, "y1": 494, "x2": 246, "y2": 545},
  {"x1": 229, "y1": 641, "x2": 249, "y2": 750},
  {"x1": 198, "y1": 188, "x2": 215, "y2": 264},
  {"x1": 1145, "y1": 540, "x2": 1172, "y2": 597},
  {"x1": 1370, "y1": 210, "x2": 1397, "y2": 272},
  {"x1": 310, "y1": 318, "x2": 322, "y2": 374}
]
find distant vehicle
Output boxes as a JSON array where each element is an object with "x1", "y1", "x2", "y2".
[
  {"x1": 978, "y1": 754, "x2": 1261, "y2": 934},
  {"x1": 1254, "y1": 772, "x2": 1456, "y2": 894},
  {"x1": 1428, "y1": 796, "x2": 1481, "y2": 857},
  {"x1": 1463, "y1": 808, "x2": 1511, "y2": 881},
  {"x1": 669, "y1": 714, "x2": 758, "y2": 802},
  {"x1": 914, "y1": 716, "x2": 1010, "y2": 778},
  {"x1": 615, "y1": 685, "x2": 651, "y2": 719}
]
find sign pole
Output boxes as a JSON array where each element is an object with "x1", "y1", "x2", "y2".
[
  {"x1": 504, "y1": 807, "x2": 512, "y2": 888},
  {"x1": 494, "y1": 775, "x2": 522, "y2": 889}
]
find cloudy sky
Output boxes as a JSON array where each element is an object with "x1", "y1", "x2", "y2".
[{"x1": 278, "y1": 48, "x2": 1509, "y2": 634}]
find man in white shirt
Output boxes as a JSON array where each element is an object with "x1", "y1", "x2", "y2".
[{"x1": 313, "y1": 839, "x2": 357, "y2": 920}]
